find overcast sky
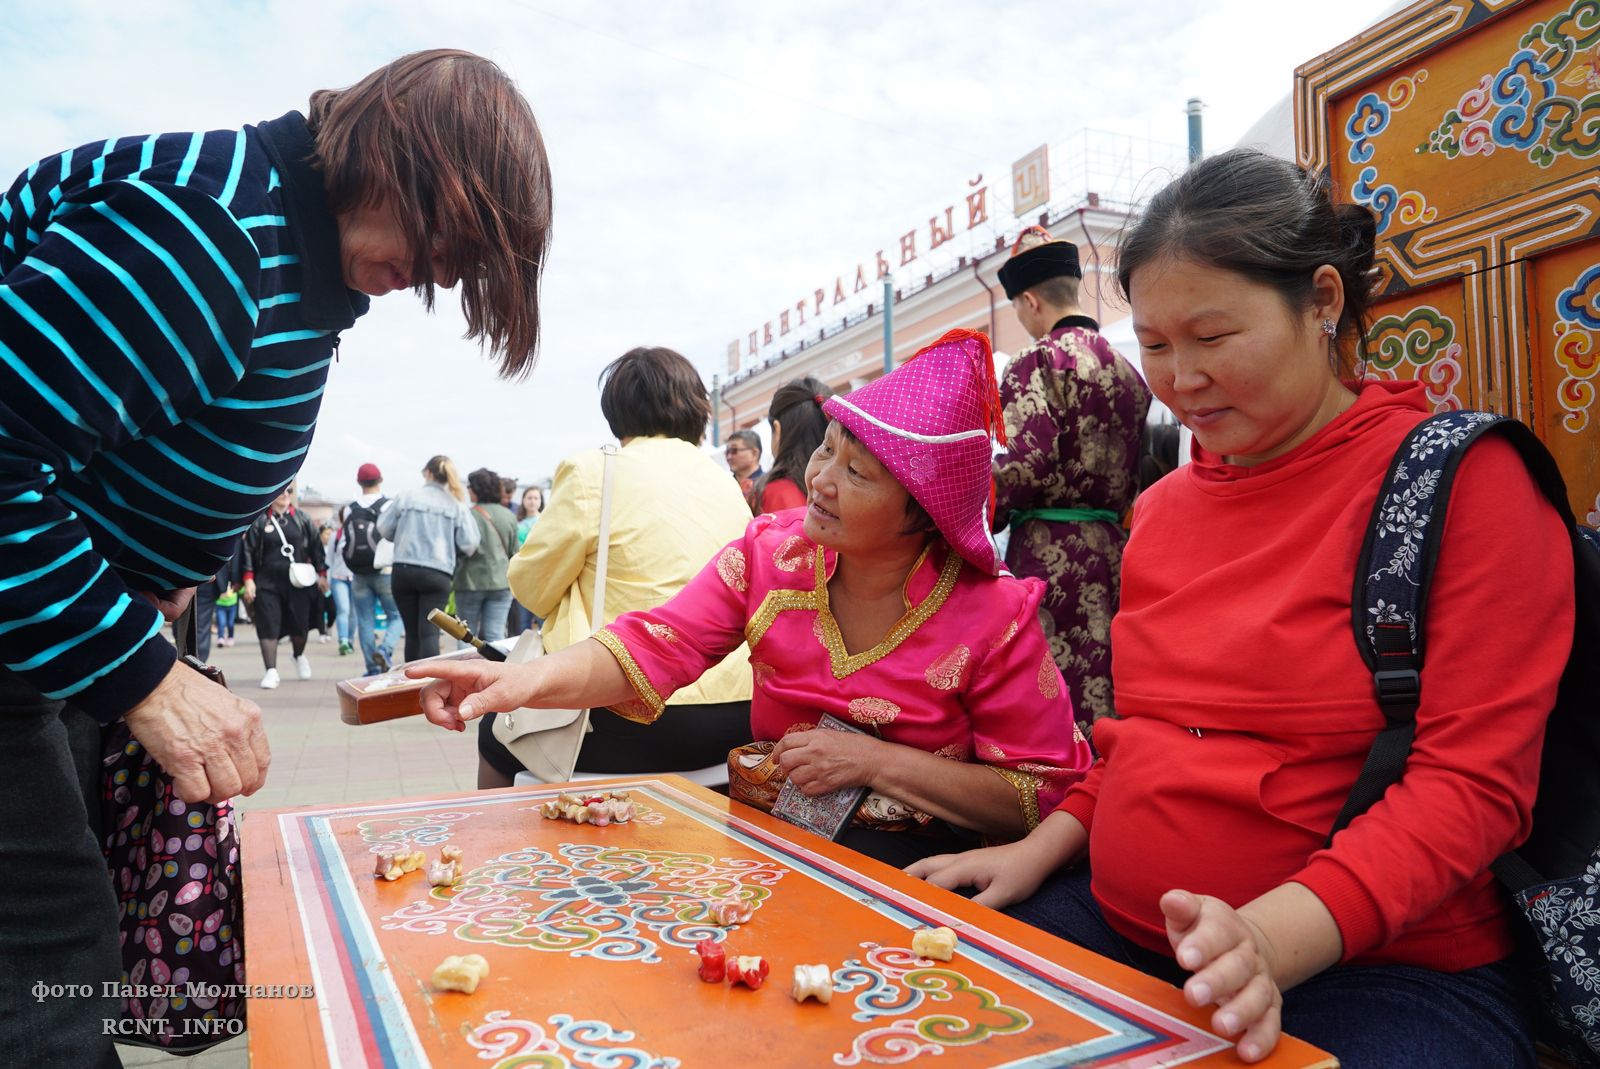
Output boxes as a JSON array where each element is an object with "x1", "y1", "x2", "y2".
[{"x1": 2, "y1": 0, "x2": 1385, "y2": 502}]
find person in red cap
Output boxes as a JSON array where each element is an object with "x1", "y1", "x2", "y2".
[
  {"x1": 993, "y1": 227, "x2": 1150, "y2": 737},
  {"x1": 343, "y1": 462, "x2": 403, "y2": 675},
  {"x1": 406, "y1": 329, "x2": 1094, "y2": 866}
]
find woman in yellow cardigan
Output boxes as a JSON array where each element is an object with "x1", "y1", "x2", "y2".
[{"x1": 478, "y1": 346, "x2": 754, "y2": 787}]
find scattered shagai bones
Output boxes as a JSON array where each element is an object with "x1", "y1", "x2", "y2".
[
  {"x1": 704, "y1": 895, "x2": 754, "y2": 926},
  {"x1": 373, "y1": 845, "x2": 427, "y2": 882},
  {"x1": 538, "y1": 791, "x2": 635, "y2": 826},
  {"x1": 727, "y1": 954, "x2": 770, "y2": 990},
  {"x1": 431, "y1": 953, "x2": 490, "y2": 994},
  {"x1": 694, "y1": 938, "x2": 726, "y2": 983},
  {"x1": 910, "y1": 925, "x2": 958, "y2": 962},
  {"x1": 791, "y1": 964, "x2": 833, "y2": 1004}
]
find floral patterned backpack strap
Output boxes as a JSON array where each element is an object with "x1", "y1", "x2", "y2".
[{"x1": 1329, "y1": 409, "x2": 1506, "y2": 840}]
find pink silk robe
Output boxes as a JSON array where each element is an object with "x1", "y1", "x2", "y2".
[{"x1": 595, "y1": 509, "x2": 1092, "y2": 829}]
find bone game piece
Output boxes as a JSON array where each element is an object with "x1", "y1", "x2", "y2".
[
  {"x1": 373, "y1": 845, "x2": 404, "y2": 881},
  {"x1": 431, "y1": 953, "x2": 491, "y2": 994},
  {"x1": 910, "y1": 926, "x2": 957, "y2": 962},
  {"x1": 398, "y1": 849, "x2": 426, "y2": 874},
  {"x1": 791, "y1": 964, "x2": 833, "y2": 1004},
  {"x1": 539, "y1": 791, "x2": 636, "y2": 825},
  {"x1": 707, "y1": 896, "x2": 754, "y2": 927},
  {"x1": 694, "y1": 938, "x2": 726, "y2": 983},
  {"x1": 427, "y1": 860, "x2": 461, "y2": 887},
  {"x1": 727, "y1": 954, "x2": 770, "y2": 990},
  {"x1": 440, "y1": 845, "x2": 463, "y2": 866}
]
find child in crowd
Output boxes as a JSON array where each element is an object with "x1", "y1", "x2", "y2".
[
  {"x1": 214, "y1": 583, "x2": 239, "y2": 648},
  {"x1": 908, "y1": 149, "x2": 1574, "y2": 1068}
]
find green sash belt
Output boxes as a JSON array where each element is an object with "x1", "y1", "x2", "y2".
[{"x1": 1008, "y1": 507, "x2": 1119, "y2": 528}]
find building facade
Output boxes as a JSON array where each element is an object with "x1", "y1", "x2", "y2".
[{"x1": 715, "y1": 130, "x2": 1186, "y2": 442}]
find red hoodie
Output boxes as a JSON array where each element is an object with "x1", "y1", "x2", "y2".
[{"x1": 1057, "y1": 381, "x2": 1574, "y2": 970}]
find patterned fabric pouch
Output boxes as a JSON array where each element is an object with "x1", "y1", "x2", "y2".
[
  {"x1": 728, "y1": 719, "x2": 927, "y2": 836},
  {"x1": 101, "y1": 723, "x2": 245, "y2": 1051},
  {"x1": 727, "y1": 741, "x2": 784, "y2": 813},
  {"x1": 99, "y1": 612, "x2": 245, "y2": 1052}
]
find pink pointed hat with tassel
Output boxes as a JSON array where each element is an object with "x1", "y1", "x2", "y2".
[{"x1": 821, "y1": 328, "x2": 1005, "y2": 575}]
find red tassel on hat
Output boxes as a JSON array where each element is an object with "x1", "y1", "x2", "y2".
[
  {"x1": 910, "y1": 328, "x2": 1006, "y2": 447},
  {"x1": 909, "y1": 328, "x2": 1007, "y2": 535}
]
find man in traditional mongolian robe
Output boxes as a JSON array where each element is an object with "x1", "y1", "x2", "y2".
[{"x1": 993, "y1": 230, "x2": 1150, "y2": 735}]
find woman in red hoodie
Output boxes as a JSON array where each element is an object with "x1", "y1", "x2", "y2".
[{"x1": 909, "y1": 149, "x2": 1574, "y2": 1068}]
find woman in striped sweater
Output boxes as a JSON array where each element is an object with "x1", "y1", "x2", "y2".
[{"x1": 0, "y1": 49, "x2": 552, "y2": 1064}]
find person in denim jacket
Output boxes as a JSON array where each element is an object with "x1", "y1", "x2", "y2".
[{"x1": 377, "y1": 454, "x2": 481, "y2": 662}]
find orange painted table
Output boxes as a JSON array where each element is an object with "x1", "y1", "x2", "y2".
[{"x1": 241, "y1": 777, "x2": 1337, "y2": 1068}]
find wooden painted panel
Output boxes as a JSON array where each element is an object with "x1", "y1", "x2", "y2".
[
  {"x1": 1300, "y1": 0, "x2": 1600, "y2": 516},
  {"x1": 1526, "y1": 238, "x2": 1600, "y2": 520},
  {"x1": 1363, "y1": 277, "x2": 1484, "y2": 410},
  {"x1": 242, "y1": 777, "x2": 1337, "y2": 1068},
  {"x1": 1300, "y1": 0, "x2": 1600, "y2": 294}
]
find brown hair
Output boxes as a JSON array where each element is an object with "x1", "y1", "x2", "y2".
[
  {"x1": 466, "y1": 467, "x2": 502, "y2": 503},
  {"x1": 1116, "y1": 148, "x2": 1377, "y2": 377},
  {"x1": 598, "y1": 347, "x2": 710, "y2": 445},
  {"x1": 515, "y1": 485, "x2": 544, "y2": 520},
  {"x1": 758, "y1": 376, "x2": 832, "y2": 500},
  {"x1": 423, "y1": 454, "x2": 466, "y2": 501},
  {"x1": 308, "y1": 49, "x2": 553, "y2": 377}
]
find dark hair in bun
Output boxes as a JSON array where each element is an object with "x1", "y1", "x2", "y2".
[{"x1": 1116, "y1": 148, "x2": 1378, "y2": 376}]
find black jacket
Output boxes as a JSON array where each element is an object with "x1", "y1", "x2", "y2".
[{"x1": 242, "y1": 507, "x2": 325, "y2": 587}]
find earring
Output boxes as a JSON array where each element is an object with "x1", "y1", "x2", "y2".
[
  {"x1": 1323, "y1": 318, "x2": 1341, "y2": 375},
  {"x1": 1321, "y1": 318, "x2": 1337, "y2": 337}
]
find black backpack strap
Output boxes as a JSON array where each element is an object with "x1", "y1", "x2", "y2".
[{"x1": 1329, "y1": 410, "x2": 1510, "y2": 843}]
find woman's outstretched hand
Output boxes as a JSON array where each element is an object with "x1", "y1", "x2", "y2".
[
  {"x1": 905, "y1": 840, "x2": 1057, "y2": 910},
  {"x1": 407, "y1": 660, "x2": 541, "y2": 731}
]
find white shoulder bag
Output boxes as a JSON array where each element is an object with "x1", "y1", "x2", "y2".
[
  {"x1": 491, "y1": 446, "x2": 617, "y2": 783},
  {"x1": 273, "y1": 513, "x2": 319, "y2": 589}
]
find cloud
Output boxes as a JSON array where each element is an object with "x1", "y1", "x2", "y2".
[{"x1": 2, "y1": 0, "x2": 1388, "y2": 502}]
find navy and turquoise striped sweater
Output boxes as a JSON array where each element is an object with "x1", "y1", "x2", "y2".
[{"x1": 0, "y1": 111, "x2": 368, "y2": 720}]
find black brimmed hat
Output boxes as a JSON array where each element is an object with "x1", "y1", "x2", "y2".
[{"x1": 997, "y1": 226, "x2": 1081, "y2": 299}]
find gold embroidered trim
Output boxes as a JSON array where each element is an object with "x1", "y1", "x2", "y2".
[
  {"x1": 594, "y1": 628, "x2": 665, "y2": 717},
  {"x1": 608, "y1": 698, "x2": 657, "y2": 723},
  {"x1": 745, "y1": 587, "x2": 821, "y2": 649},
  {"x1": 987, "y1": 766, "x2": 1044, "y2": 831},
  {"x1": 742, "y1": 543, "x2": 961, "y2": 680},
  {"x1": 818, "y1": 547, "x2": 962, "y2": 679}
]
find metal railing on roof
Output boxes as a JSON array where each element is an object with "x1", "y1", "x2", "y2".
[{"x1": 722, "y1": 131, "x2": 1186, "y2": 387}]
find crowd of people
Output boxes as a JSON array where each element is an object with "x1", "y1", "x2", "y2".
[{"x1": 0, "y1": 44, "x2": 1582, "y2": 1069}]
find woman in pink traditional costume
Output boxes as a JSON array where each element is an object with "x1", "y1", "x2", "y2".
[{"x1": 412, "y1": 329, "x2": 1092, "y2": 864}]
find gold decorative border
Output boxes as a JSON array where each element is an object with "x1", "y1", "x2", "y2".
[
  {"x1": 593, "y1": 628, "x2": 666, "y2": 717},
  {"x1": 817, "y1": 547, "x2": 961, "y2": 679},
  {"x1": 987, "y1": 766, "x2": 1044, "y2": 832},
  {"x1": 743, "y1": 543, "x2": 961, "y2": 681},
  {"x1": 745, "y1": 585, "x2": 822, "y2": 649}
]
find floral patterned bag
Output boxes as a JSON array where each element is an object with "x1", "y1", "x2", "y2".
[
  {"x1": 1338, "y1": 411, "x2": 1600, "y2": 1065},
  {"x1": 99, "y1": 608, "x2": 245, "y2": 1052}
]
